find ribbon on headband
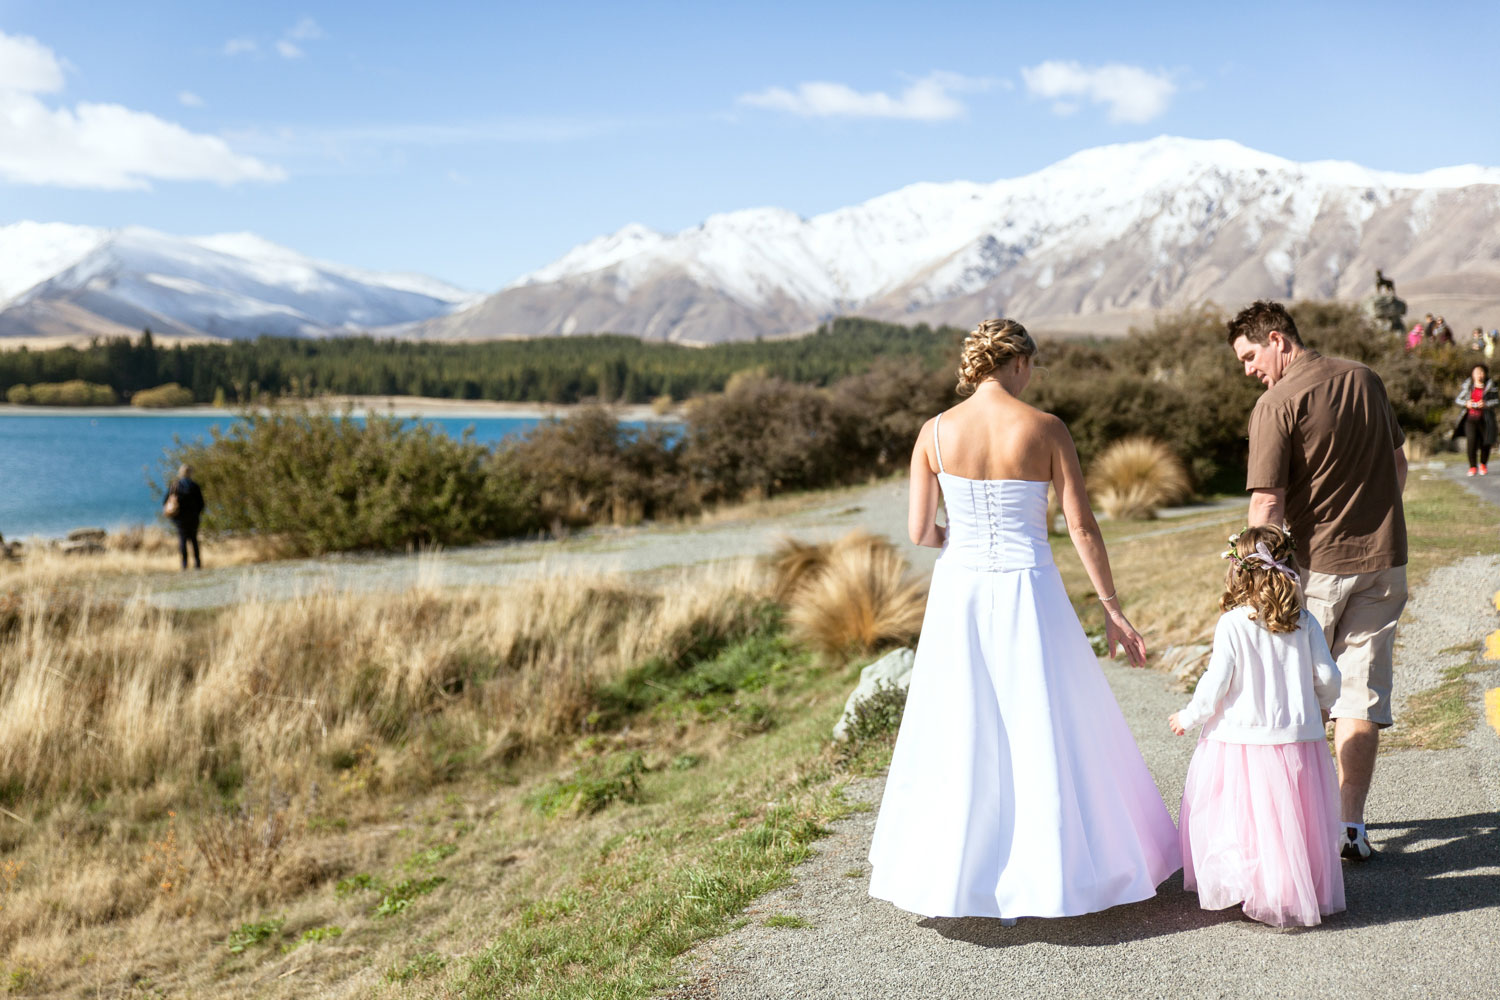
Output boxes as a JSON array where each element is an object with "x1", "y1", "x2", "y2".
[{"x1": 1245, "y1": 541, "x2": 1298, "y2": 581}]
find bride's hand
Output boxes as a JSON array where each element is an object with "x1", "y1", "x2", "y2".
[{"x1": 1104, "y1": 606, "x2": 1147, "y2": 668}]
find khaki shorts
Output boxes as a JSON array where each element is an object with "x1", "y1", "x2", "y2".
[{"x1": 1302, "y1": 565, "x2": 1408, "y2": 727}]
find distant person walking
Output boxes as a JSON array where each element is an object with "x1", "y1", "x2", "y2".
[
  {"x1": 1433, "y1": 316, "x2": 1454, "y2": 345},
  {"x1": 1406, "y1": 323, "x2": 1425, "y2": 350},
  {"x1": 163, "y1": 464, "x2": 206, "y2": 570},
  {"x1": 1227, "y1": 300, "x2": 1408, "y2": 863},
  {"x1": 1484, "y1": 328, "x2": 1499, "y2": 361},
  {"x1": 1469, "y1": 327, "x2": 1486, "y2": 352},
  {"x1": 1452, "y1": 363, "x2": 1498, "y2": 476}
]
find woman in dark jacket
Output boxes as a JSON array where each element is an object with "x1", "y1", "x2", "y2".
[
  {"x1": 1453, "y1": 364, "x2": 1499, "y2": 476},
  {"x1": 164, "y1": 464, "x2": 206, "y2": 568}
]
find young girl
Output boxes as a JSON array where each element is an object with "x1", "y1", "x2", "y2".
[{"x1": 1168, "y1": 525, "x2": 1345, "y2": 927}]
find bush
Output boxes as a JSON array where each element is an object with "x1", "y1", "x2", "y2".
[
  {"x1": 683, "y1": 374, "x2": 851, "y2": 503},
  {"x1": 784, "y1": 531, "x2": 926, "y2": 659},
  {"x1": 165, "y1": 406, "x2": 538, "y2": 555},
  {"x1": 841, "y1": 680, "x2": 909, "y2": 744},
  {"x1": 1090, "y1": 436, "x2": 1190, "y2": 519},
  {"x1": 132, "y1": 382, "x2": 196, "y2": 408},
  {"x1": 506, "y1": 405, "x2": 694, "y2": 529},
  {"x1": 5, "y1": 384, "x2": 29, "y2": 404},
  {"x1": 22, "y1": 380, "x2": 117, "y2": 406}
]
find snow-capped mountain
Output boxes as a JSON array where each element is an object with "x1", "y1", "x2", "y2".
[
  {"x1": 0, "y1": 222, "x2": 478, "y2": 341},
  {"x1": 422, "y1": 136, "x2": 1500, "y2": 343}
]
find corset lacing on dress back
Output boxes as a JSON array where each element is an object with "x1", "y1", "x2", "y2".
[{"x1": 933, "y1": 411, "x2": 1054, "y2": 573}]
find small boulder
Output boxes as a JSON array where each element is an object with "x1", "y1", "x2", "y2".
[
  {"x1": 66, "y1": 527, "x2": 107, "y2": 543},
  {"x1": 833, "y1": 647, "x2": 916, "y2": 741},
  {"x1": 1161, "y1": 643, "x2": 1213, "y2": 692}
]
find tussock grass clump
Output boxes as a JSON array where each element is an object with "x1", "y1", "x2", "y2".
[
  {"x1": 1090, "y1": 436, "x2": 1191, "y2": 519},
  {"x1": 780, "y1": 531, "x2": 926, "y2": 659}
]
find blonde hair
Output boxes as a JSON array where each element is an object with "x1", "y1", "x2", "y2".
[
  {"x1": 1219, "y1": 525, "x2": 1302, "y2": 633},
  {"x1": 956, "y1": 318, "x2": 1037, "y2": 396}
]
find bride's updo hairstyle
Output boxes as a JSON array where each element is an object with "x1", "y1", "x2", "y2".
[{"x1": 956, "y1": 318, "x2": 1037, "y2": 396}]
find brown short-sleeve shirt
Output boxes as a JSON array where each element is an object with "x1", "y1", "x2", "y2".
[{"x1": 1246, "y1": 350, "x2": 1407, "y2": 574}]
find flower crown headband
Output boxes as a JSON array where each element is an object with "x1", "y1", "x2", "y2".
[{"x1": 1220, "y1": 529, "x2": 1299, "y2": 582}]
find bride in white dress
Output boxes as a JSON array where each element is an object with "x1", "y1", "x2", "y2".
[{"x1": 868, "y1": 319, "x2": 1181, "y2": 921}]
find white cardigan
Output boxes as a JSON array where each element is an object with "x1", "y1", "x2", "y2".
[{"x1": 1176, "y1": 606, "x2": 1341, "y2": 744}]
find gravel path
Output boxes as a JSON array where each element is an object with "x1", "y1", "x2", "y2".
[
  {"x1": 131, "y1": 483, "x2": 1243, "y2": 610},
  {"x1": 669, "y1": 498, "x2": 1500, "y2": 1000}
]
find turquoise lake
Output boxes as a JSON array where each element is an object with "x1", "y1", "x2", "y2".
[{"x1": 0, "y1": 411, "x2": 556, "y2": 538}]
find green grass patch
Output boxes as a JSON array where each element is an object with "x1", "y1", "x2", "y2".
[
  {"x1": 384, "y1": 951, "x2": 447, "y2": 983},
  {"x1": 1402, "y1": 475, "x2": 1500, "y2": 587},
  {"x1": 763, "y1": 914, "x2": 812, "y2": 929},
  {"x1": 452, "y1": 628, "x2": 860, "y2": 1000},
  {"x1": 284, "y1": 925, "x2": 342, "y2": 952},
  {"x1": 526, "y1": 752, "x2": 647, "y2": 818},
  {"x1": 225, "y1": 917, "x2": 284, "y2": 954},
  {"x1": 404, "y1": 843, "x2": 458, "y2": 869},
  {"x1": 373, "y1": 876, "x2": 446, "y2": 918},
  {"x1": 1385, "y1": 656, "x2": 1492, "y2": 751}
]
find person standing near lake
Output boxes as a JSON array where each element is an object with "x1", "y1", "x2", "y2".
[
  {"x1": 1227, "y1": 301, "x2": 1407, "y2": 863},
  {"x1": 868, "y1": 319, "x2": 1179, "y2": 924},
  {"x1": 164, "y1": 464, "x2": 206, "y2": 570}
]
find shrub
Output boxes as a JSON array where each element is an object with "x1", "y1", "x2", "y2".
[
  {"x1": 5, "y1": 384, "x2": 29, "y2": 404},
  {"x1": 526, "y1": 752, "x2": 646, "y2": 817},
  {"x1": 1090, "y1": 437, "x2": 1190, "y2": 519},
  {"x1": 506, "y1": 405, "x2": 693, "y2": 529},
  {"x1": 828, "y1": 362, "x2": 957, "y2": 477},
  {"x1": 24, "y1": 380, "x2": 116, "y2": 406},
  {"x1": 841, "y1": 680, "x2": 909, "y2": 744},
  {"x1": 165, "y1": 406, "x2": 538, "y2": 554},
  {"x1": 132, "y1": 382, "x2": 196, "y2": 408},
  {"x1": 785, "y1": 531, "x2": 926, "y2": 659},
  {"x1": 683, "y1": 374, "x2": 850, "y2": 503}
]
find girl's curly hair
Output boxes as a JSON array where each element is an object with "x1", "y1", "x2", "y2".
[
  {"x1": 1220, "y1": 524, "x2": 1303, "y2": 633},
  {"x1": 956, "y1": 318, "x2": 1037, "y2": 396}
]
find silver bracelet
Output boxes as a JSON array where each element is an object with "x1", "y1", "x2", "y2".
[{"x1": 1098, "y1": 590, "x2": 1118, "y2": 604}]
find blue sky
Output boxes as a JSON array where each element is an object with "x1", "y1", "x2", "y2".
[{"x1": 2, "y1": 0, "x2": 1498, "y2": 291}]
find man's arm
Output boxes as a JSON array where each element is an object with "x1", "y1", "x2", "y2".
[
  {"x1": 1394, "y1": 447, "x2": 1407, "y2": 495},
  {"x1": 1248, "y1": 487, "x2": 1285, "y2": 527}
]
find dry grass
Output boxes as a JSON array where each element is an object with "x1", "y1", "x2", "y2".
[
  {"x1": 1090, "y1": 436, "x2": 1191, "y2": 519},
  {"x1": 776, "y1": 531, "x2": 927, "y2": 659},
  {"x1": 0, "y1": 526, "x2": 271, "y2": 588},
  {"x1": 0, "y1": 563, "x2": 766, "y2": 802},
  {"x1": 0, "y1": 553, "x2": 809, "y2": 998}
]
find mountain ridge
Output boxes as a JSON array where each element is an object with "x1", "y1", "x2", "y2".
[
  {"x1": 428, "y1": 136, "x2": 1500, "y2": 343},
  {"x1": 0, "y1": 222, "x2": 478, "y2": 343}
]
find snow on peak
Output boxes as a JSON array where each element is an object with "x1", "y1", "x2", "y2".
[
  {"x1": 505, "y1": 136, "x2": 1500, "y2": 314},
  {"x1": 0, "y1": 221, "x2": 110, "y2": 305}
]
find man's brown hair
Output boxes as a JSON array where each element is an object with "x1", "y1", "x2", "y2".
[{"x1": 1226, "y1": 300, "x2": 1303, "y2": 348}]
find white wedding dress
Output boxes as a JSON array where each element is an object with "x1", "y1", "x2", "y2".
[{"x1": 868, "y1": 413, "x2": 1181, "y2": 919}]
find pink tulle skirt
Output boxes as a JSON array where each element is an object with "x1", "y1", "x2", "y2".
[{"x1": 1179, "y1": 739, "x2": 1345, "y2": 927}]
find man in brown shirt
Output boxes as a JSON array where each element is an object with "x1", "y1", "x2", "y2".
[{"x1": 1228, "y1": 300, "x2": 1408, "y2": 863}]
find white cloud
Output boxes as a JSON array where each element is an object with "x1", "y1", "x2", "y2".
[
  {"x1": 285, "y1": 17, "x2": 324, "y2": 42},
  {"x1": 223, "y1": 37, "x2": 257, "y2": 56},
  {"x1": 1020, "y1": 61, "x2": 1175, "y2": 123},
  {"x1": 739, "y1": 71, "x2": 994, "y2": 121},
  {"x1": 275, "y1": 39, "x2": 304, "y2": 59},
  {"x1": 0, "y1": 31, "x2": 284, "y2": 190},
  {"x1": 0, "y1": 31, "x2": 65, "y2": 92},
  {"x1": 178, "y1": 90, "x2": 205, "y2": 108}
]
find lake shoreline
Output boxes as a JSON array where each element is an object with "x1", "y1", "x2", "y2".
[{"x1": 0, "y1": 396, "x2": 678, "y2": 422}]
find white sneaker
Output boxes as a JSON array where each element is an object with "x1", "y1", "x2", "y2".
[{"x1": 1339, "y1": 826, "x2": 1374, "y2": 862}]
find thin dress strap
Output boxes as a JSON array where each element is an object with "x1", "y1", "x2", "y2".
[{"x1": 932, "y1": 411, "x2": 946, "y2": 474}]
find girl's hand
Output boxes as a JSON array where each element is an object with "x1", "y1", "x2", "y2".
[
  {"x1": 1168, "y1": 713, "x2": 1187, "y2": 736},
  {"x1": 1104, "y1": 606, "x2": 1147, "y2": 668}
]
